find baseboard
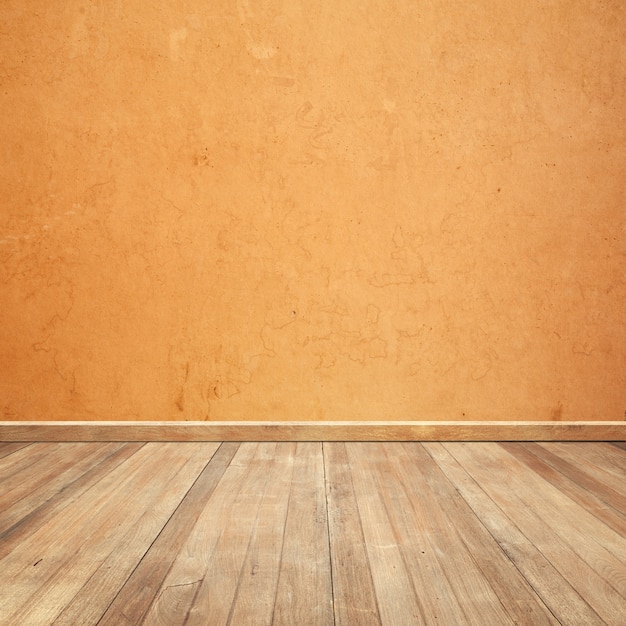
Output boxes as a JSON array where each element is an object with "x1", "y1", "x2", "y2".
[{"x1": 0, "y1": 421, "x2": 624, "y2": 441}]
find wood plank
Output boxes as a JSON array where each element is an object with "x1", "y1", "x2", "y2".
[
  {"x1": 225, "y1": 442, "x2": 296, "y2": 625},
  {"x1": 0, "y1": 443, "x2": 103, "y2": 511},
  {"x1": 547, "y1": 441, "x2": 626, "y2": 475},
  {"x1": 149, "y1": 443, "x2": 297, "y2": 626},
  {"x1": 53, "y1": 443, "x2": 220, "y2": 626},
  {"x1": 0, "y1": 442, "x2": 181, "y2": 623},
  {"x1": 272, "y1": 442, "x2": 333, "y2": 626},
  {"x1": 584, "y1": 442, "x2": 626, "y2": 473},
  {"x1": 1, "y1": 420, "x2": 624, "y2": 441},
  {"x1": 323, "y1": 442, "x2": 381, "y2": 626},
  {"x1": 0, "y1": 442, "x2": 59, "y2": 482},
  {"x1": 184, "y1": 443, "x2": 283, "y2": 625},
  {"x1": 428, "y1": 442, "x2": 607, "y2": 625},
  {"x1": 0, "y1": 443, "x2": 126, "y2": 536},
  {"x1": 15, "y1": 443, "x2": 218, "y2": 625},
  {"x1": 345, "y1": 442, "x2": 425, "y2": 625},
  {"x1": 400, "y1": 442, "x2": 559, "y2": 625},
  {"x1": 539, "y1": 442, "x2": 626, "y2": 494},
  {"x1": 0, "y1": 440, "x2": 624, "y2": 623},
  {"x1": 144, "y1": 442, "x2": 270, "y2": 626},
  {"x1": 353, "y1": 442, "x2": 554, "y2": 625},
  {"x1": 96, "y1": 442, "x2": 240, "y2": 626},
  {"x1": 444, "y1": 442, "x2": 626, "y2": 624},
  {"x1": 0, "y1": 443, "x2": 143, "y2": 560},
  {"x1": 486, "y1": 444, "x2": 626, "y2": 566},
  {"x1": 361, "y1": 443, "x2": 481, "y2": 625},
  {"x1": 0, "y1": 442, "x2": 31, "y2": 459},
  {"x1": 501, "y1": 442, "x2": 626, "y2": 535}
]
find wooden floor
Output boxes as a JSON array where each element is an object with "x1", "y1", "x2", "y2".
[{"x1": 0, "y1": 442, "x2": 624, "y2": 625}]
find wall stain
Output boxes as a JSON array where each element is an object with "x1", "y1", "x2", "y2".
[{"x1": 551, "y1": 402, "x2": 564, "y2": 421}]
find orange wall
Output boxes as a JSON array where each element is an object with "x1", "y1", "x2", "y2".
[{"x1": 1, "y1": 1, "x2": 624, "y2": 422}]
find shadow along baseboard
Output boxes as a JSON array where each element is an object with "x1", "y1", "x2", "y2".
[{"x1": 0, "y1": 421, "x2": 624, "y2": 441}]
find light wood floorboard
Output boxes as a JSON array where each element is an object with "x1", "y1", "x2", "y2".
[{"x1": 0, "y1": 442, "x2": 624, "y2": 625}]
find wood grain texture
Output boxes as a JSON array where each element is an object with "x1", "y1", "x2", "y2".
[
  {"x1": 324, "y1": 442, "x2": 381, "y2": 625},
  {"x1": 98, "y1": 442, "x2": 238, "y2": 626},
  {"x1": 439, "y1": 443, "x2": 626, "y2": 624},
  {"x1": 500, "y1": 442, "x2": 626, "y2": 537},
  {"x1": 1, "y1": 420, "x2": 624, "y2": 441},
  {"x1": 0, "y1": 443, "x2": 168, "y2": 623},
  {"x1": 426, "y1": 442, "x2": 608, "y2": 626},
  {"x1": 396, "y1": 443, "x2": 558, "y2": 625},
  {"x1": 181, "y1": 443, "x2": 272, "y2": 626},
  {"x1": 346, "y1": 443, "x2": 424, "y2": 625},
  {"x1": 0, "y1": 442, "x2": 31, "y2": 459},
  {"x1": 224, "y1": 442, "x2": 296, "y2": 626},
  {"x1": 272, "y1": 442, "x2": 333, "y2": 625},
  {"x1": 54, "y1": 443, "x2": 221, "y2": 626},
  {"x1": 0, "y1": 441, "x2": 624, "y2": 625},
  {"x1": 0, "y1": 442, "x2": 141, "y2": 555},
  {"x1": 17, "y1": 443, "x2": 219, "y2": 625}
]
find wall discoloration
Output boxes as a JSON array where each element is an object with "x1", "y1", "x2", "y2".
[{"x1": 1, "y1": 1, "x2": 624, "y2": 421}]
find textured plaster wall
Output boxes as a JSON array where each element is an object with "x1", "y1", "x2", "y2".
[{"x1": 1, "y1": 1, "x2": 624, "y2": 422}]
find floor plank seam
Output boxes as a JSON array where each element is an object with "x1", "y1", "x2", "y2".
[
  {"x1": 422, "y1": 444, "x2": 557, "y2": 625},
  {"x1": 321, "y1": 442, "x2": 337, "y2": 626},
  {"x1": 430, "y1": 443, "x2": 583, "y2": 625},
  {"x1": 96, "y1": 442, "x2": 239, "y2": 625},
  {"x1": 224, "y1": 443, "x2": 282, "y2": 626},
  {"x1": 269, "y1": 444, "x2": 296, "y2": 626},
  {"x1": 350, "y1": 443, "x2": 385, "y2": 626},
  {"x1": 2, "y1": 441, "x2": 624, "y2": 625}
]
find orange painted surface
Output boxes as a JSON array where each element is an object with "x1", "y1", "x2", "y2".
[{"x1": 1, "y1": 1, "x2": 624, "y2": 422}]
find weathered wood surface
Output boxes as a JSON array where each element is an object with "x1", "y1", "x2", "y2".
[
  {"x1": 1, "y1": 420, "x2": 624, "y2": 441},
  {"x1": 0, "y1": 442, "x2": 624, "y2": 625}
]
